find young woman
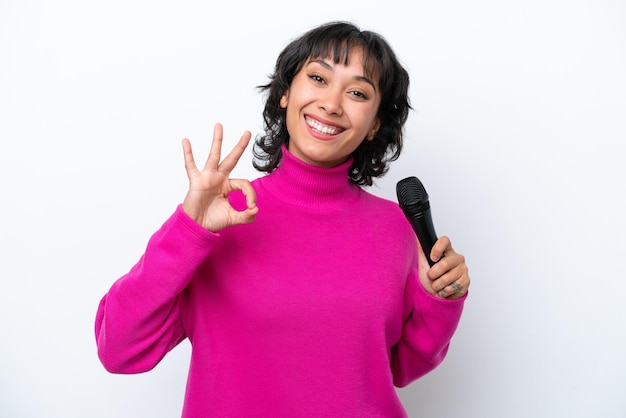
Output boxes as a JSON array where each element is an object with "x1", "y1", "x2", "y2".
[{"x1": 95, "y1": 21, "x2": 470, "y2": 417}]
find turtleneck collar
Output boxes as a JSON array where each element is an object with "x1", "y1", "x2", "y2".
[{"x1": 258, "y1": 145, "x2": 361, "y2": 210}]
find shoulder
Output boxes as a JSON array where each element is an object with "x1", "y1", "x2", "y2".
[
  {"x1": 357, "y1": 188, "x2": 416, "y2": 237},
  {"x1": 358, "y1": 188, "x2": 405, "y2": 218},
  {"x1": 355, "y1": 189, "x2": 419, "y2": 264}
]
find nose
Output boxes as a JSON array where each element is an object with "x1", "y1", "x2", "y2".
[{"x1": 318, "y1": 87, "x2": 343, "y2": 116}]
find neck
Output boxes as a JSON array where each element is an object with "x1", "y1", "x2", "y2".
[{"x1": 259, "y1": 146, "x2": 360, "y2": 210}]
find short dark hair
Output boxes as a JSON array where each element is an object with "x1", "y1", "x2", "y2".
[{"x1": 253, "y1": 21, "x2": 411, "y2": 186}]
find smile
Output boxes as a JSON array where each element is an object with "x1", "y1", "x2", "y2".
[{"x1": 305, "y1": 116, "x2": 343, "y2": 136}]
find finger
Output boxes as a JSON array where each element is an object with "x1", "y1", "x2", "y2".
[
  {"x1": 233, "y1": 207, "x2": 259, "y2": 225},
  {"x1": 428, "y1": 249, "x2": 457, "y2": 280},
  {"x1": 432, "y1": 256, "x2": 469, "y2": 298},
  {"x1": 218, "y1": 130, "x2": 253, "y2": 174},
  {"x1": 228, "y1": 179, "x2": 259, "y2": 224},
  {"x1": 202, "y1": 123, "x2": 224, "y2": 171},
  {"x1": 229, "y1": 178, "x2": 257, "y2": 210},
  {"x1": 438, "y1": 279, "x2": 468, "y2": 299},
  {"x1": 432, "y1": 264, "x2": 465, "y2": 293},
  {"x1": 182, "y1": 138, "x2": 198, "y2": 177},
  {"x1": 430, "y1": 235, "x2": 451, "y2": 264}
]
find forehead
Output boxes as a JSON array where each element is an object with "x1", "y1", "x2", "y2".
[{"x1": 308, "y1": 44, "x2": 380, "y2": 82}]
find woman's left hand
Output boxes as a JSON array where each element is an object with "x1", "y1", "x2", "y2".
[{"x1": 417, "y1": 236, "x2": 470, "y2": 300}]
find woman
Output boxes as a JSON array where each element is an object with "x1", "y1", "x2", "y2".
[{"x1": 95, "y1": 21, "x2": 470, "y2": 417}]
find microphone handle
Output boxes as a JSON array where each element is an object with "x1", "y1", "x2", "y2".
[{"x1": 406, "y1": 209, "x2": 438, "y2": 267}]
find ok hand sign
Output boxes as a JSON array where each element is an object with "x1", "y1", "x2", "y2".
[{"x1": 181, "y1": 123, "x2": 258, "y2": 232}]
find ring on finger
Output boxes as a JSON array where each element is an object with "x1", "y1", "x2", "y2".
[{"x1": 440, "y1": 281, "x2": 463, "y2": 298}]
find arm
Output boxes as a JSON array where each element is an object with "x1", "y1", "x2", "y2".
[
  {"x1": 391, "y1": 236, "x2": 470, "y2": 386},
  {"x1": 95, "y1": 207, "x2": 216, "y2": 373},
  {"x1": 95, "y1": 123, "x2": 258, "y2": 373}
]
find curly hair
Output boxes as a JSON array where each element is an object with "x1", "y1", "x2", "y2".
[{"x1": 253, "y1": 21, "x2": 411, "y2": 186}]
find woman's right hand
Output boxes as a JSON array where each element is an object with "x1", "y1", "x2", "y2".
[{"x1": 181, "y1": 123, "x2": 258, "y2": 232}]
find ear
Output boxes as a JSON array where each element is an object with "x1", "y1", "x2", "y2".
[
  {"x1": 366, "y1": 118, "x2": 381, "y2": 141},
  {"x1": 280, "y1": 92, "x2": 289, "y2": 108}
]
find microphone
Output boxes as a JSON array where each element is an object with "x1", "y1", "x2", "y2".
[{"x1": 396, "y1": 176, "x2": 438, "y2": 267}]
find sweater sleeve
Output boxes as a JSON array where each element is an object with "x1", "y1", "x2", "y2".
[
  {"x1": 391, "y1": 263, "x2": 467, "y2": 387},
  {"x1": 95, "y1": 205, "x2": 217, "y2": 374}
]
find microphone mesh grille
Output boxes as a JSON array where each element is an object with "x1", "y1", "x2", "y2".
[{"x1": 396, "y1": 176, "x2": 428, "y2": 207}]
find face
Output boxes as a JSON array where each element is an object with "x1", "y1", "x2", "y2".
[{"x1": 280, "y1": 49, "x2": 382, "y2": 168}]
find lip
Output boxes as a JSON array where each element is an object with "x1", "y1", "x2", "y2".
[{"x1": 304, "y1": 115, "x2": 345, "y2": 140}]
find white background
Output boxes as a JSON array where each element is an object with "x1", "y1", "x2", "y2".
[{"x1": 1, "y1": 1, "x2": 625, "y2": 417}]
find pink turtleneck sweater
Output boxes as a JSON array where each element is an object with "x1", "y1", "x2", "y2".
[{"x1": 95, "y1": 148, "x2": 466, "y2": 417}]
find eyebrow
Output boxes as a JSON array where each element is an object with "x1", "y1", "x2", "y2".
[{"x1": 308, "y1": 58, "x2": 377, "y2": 92}]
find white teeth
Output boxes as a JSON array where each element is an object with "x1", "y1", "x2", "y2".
[{"x1": 306, "y1": 117, "x2": 341, "y2": 135}]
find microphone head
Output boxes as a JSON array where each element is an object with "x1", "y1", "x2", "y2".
[{"x1": 396, "y1": 176, "x2": 430, "y2": 213}]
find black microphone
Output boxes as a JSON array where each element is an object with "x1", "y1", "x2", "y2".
[{"x1": 396, "y1": 176, "x2": 438, "y2": 267}]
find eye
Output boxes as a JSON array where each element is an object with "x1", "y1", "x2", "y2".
[
  {"x1": 350, "y1": 90, "x2": 369, "y2": 100},
  {"x1": 309, "y1": 73, "x2": 326, "y2": 84}
]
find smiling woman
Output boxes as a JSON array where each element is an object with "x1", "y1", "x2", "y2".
[
  {"x1": 279, "y1": 52, "x2": 382, "y2": 167},
  {"x1": 94, "y1": 21, "x2": 470, "y2": 417},
  {"x1": 253, "y1": 22, "x2": 411, "y2": 185}
]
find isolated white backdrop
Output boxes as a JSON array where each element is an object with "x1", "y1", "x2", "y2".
[{"x1": 1, "y1": 0, "x2": 625, "y2": 417}]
